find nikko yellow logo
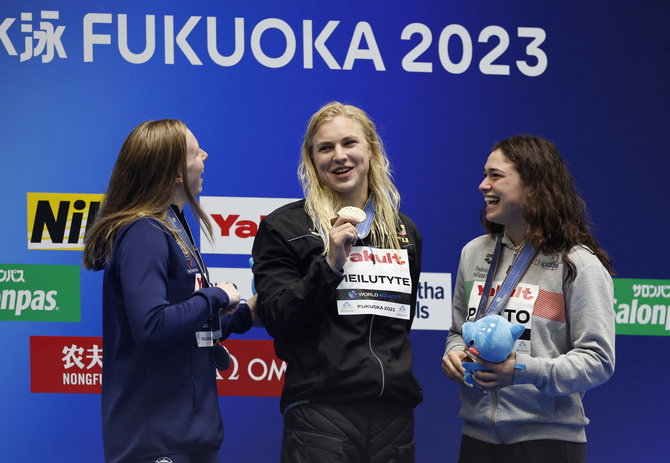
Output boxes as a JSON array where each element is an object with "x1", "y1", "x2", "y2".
[{"x1": 27, "y1": 193, "x2": 103, "y2": 250}]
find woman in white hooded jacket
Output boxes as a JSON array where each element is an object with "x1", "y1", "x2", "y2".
[{"x1": 442, "y1": 135, "x2": 615, "y2": 463}]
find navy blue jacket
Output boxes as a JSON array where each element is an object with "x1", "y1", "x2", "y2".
[{"x1": 101, "y1": 216, "x2": 251, "y2": 462}]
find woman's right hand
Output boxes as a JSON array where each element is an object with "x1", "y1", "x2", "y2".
[
  {"x1": 328, "y1": 216, "x2": 360, "y2": 270},
  {"x1": 216, "y1": 282, "x2": 241, "y2": 311},
  {"x1": 442, "y1": 350, "x2": 469, "y2": 383},
  {"x1": 245, "y1": 294, "x2": 264, "y2": 327}
]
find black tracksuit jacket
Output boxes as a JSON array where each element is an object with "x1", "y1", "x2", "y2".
[{"x1": 252, "y1": 200, "x2": 423, "y2": 414}]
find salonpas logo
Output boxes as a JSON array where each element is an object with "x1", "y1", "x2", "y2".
[
  {"x1": 614, "y1": 278, "x2": 670, "y2": 336},
  {"x1": 0, "y1": 264, "x2": 80, "y2": 321}
]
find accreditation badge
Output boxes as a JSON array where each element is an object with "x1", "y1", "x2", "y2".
[
  {"x1": 193, "y1": 271, "x2": 222, "y2": 347},
  {"x1": 336, "y1": 246, "x2": 412, "y2": 320},
  {"x1": 467, "y1": 280, "x2": 539, "y2": 354}
]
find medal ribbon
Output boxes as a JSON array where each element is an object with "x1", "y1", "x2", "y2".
[
  {"x1": 166, "y1": 207, "x2": 222, "y2": 343},
  {"x1": 166, "y1": 207, "x2": 210, "y2": 287},
  {"x1": 474, "y1": 233, "x2": 537, "y2": 320},
  {"x1": 356, "y1": 196, "x2": 376, "y2": 239}
]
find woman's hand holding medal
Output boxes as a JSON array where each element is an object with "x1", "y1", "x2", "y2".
[{"x1": 329, "y1": 206, "x2": 366, "y2": 270}]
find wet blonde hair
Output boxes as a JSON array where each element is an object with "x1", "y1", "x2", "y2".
[{"x1": 298, "y1": 102, "x2": 401, "y2": 253}]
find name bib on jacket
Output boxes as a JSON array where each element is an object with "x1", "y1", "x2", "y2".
[
  {"x1": 336, "y1": 246, "x2": 412, "y2": 320},
  {"x1": 467, "y1": 280, "x2": 539, "y2": 355}
]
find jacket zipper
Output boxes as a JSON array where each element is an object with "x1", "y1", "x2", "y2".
[
  {"x1": 368, "y1": 315, "x2": 385, "y2": 397},
  {"x1": 491, "y1": 391, "x2": 504, "y2": 442}
]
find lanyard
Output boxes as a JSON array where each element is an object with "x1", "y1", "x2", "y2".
[
  {"x1": 474, "y1": 233, "x2": 537, "y2": 321},
  {"x1": 356, "y1": 196, "x2": 376, "y2": 239},
  {"x1": 166, "y1": 206, "x2": 210, "y2": 287},
  {"x1": 166, "y1": 207, "x2": 224, "y2": 346}
]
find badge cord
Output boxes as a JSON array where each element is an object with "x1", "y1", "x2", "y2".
[
  {"x1": 166, "y1": 207, "x2": 232, "y2": 369},
  {"x1": 166, "y1": 207, "x2": 222, "y2": 339},
  {"x1": 166, "y1": 207, "x2": 211, "y2": 285},
  {"x1": 474, "y1": 233, "x2": 537, "y2": 320},
  {"x1": 472, "y1": 233, "x2": 535, "y2": 375},
  {"x1": 356, "y1": 197, "x2": 377, "y2": 262}
]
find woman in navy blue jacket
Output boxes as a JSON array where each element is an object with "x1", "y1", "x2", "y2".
[{"x1": 83, "y1": 119, "x2": 255, "y2": 463}]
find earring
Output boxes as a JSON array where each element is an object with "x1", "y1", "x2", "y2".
[{"x1": 176, "y1": 178, "x2": 183, "y2": 184}]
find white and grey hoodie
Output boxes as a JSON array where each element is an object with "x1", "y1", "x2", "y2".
[{"x1": 445, "y1": 234, "x2": 615, "y2": 444}]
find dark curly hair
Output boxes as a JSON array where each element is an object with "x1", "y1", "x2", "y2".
[{"x1": 481, "y1": 135, "x2": 614, "y2": 282}]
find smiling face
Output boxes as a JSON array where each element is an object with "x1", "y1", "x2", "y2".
[
  {"x1": 184, "y1": 128, "x2": 208, "y2": 197},
  {"x1": 311, "y1": 115, "x2": 371, "y2": 208},
  {"x1": 479, "y1": 149, "x2": 527, "y2": 243},
  {"x1": 171, "y1": 128, "x2": 208, "y2": 209}
]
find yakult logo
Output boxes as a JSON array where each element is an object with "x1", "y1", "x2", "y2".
[
  {"x1": 200, "y1": 196, "x2": 297, "y2": 255},
  {"x1": 468, "y1": 280, "x2": 539, "y2": 326},
  {"x1": 348, "y1": 249, "x2": 406, "y2": 265},
  {"x1": 211, "y1": 213, "x2": 266, "y2": 238},
  {"x1": 477, "y1": 283, "x2": 537, "y2": 301}
]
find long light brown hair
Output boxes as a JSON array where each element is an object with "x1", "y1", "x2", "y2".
[
  {"x1": 83, "y1": 119, "x2": 212, "y2": 270},
  {"x1": 482, "y1": 135, "x2": 614, "y2": 281},
  {"x1": 298, "y1": 102, "x2": 401, "y2": 252}
]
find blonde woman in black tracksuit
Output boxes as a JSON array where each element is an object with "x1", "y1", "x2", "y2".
[{"x1": 253, "y1": 102, "x2": 423, "y2": 463}]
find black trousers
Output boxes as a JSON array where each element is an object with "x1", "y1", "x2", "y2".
[
  {"x1": 281, "y1": 402, "x2": 415, "y2": 463},
  {"x1": 459, "y1": 434, "x2": 586, "y2": 463}
]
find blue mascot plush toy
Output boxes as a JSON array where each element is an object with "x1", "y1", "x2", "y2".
[{"x1": 461, "y1": 314, "x2": 526, "y2": 387}]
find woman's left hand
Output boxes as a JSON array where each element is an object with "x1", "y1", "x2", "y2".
[
  {"x1": 472, "y1": 352, "x2": 517, "y2": 392},
  {"x1": 216, "y1": 281, "x2": 241, "y2": 311}
]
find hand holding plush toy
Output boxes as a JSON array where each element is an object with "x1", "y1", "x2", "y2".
[{"x1": 461, "y1": 314, "x2": 526, "y2": 388}]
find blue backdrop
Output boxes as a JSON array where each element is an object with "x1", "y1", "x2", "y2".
[{"x1": 1, "y1": 1, "x2": 668, "y2": 461}]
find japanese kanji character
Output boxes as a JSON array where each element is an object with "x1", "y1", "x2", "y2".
[
  {"x1": 62, "y1": 344, "x2": 85, "y2": 369},
  {"x1": 86, "y1": 344, "x2": 103, "y2": 369},
  {"x1": 20, "y1": 11, "x2": 67, "y2": 63}
]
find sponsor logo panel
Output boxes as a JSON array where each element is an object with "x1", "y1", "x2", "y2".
[
  {"x1": 217, "y1": 339, "x2": 284, "y2": 397},
  {"x1": 30, "y1": 336, "x2": 285, "y2": 396},
  {"x1": 27, "y1": 193, "x2": 103, "y2": 250},
  {"x1": 200, "y1": 196, "x2": 297, "y2": 255},
  {"x1": 0, "y1": 264, "x2": 80, "y2": 321},
  {"x1": 413, "y1": 272, "x2": 452, "y2": 330},
  {"x1": 614, "y1": 278, "x2": 670, "y2": 336},
  {"x1": 31, "y1": 336, "x2": 102, "y2": 393},
  {"x1": 208, "y1": 267, "x2": 255, "y2": 299}
]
